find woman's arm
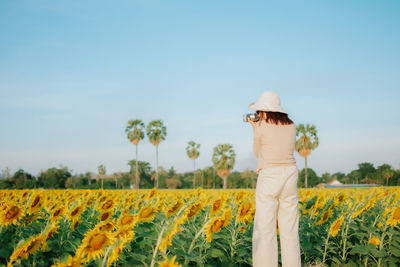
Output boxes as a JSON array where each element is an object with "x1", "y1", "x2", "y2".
[
  {"x1": 253, "y1": 125, "x2": 261, "y2": 158},
  {"x1": 250, "y1": 120, "x2": 262, "y2": 158}
]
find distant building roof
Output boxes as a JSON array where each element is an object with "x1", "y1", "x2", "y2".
[{"x1": 327, "y1": 178, "x2": 343, "y2": 186}]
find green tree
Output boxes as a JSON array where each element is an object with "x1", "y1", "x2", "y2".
[
  {"x1": 98, "y1": 164, "x2": 106, "y2": 189},
  {"x1": 357, "y1": 162, "x2": 376, "y2": 184},
  {"x1": 212, "y1": 144, "x2": 236, "y2": 189},
  {"x1": 377, "y1": 164, "x2": 394, "y2": 186},
  {"x1": 38, "y1": 167, "x2": 71, "y2": 189},
  {"x1": 128, "y1": 160, "x2": 154, "y2": 188},
  {"x1": 112, "y1": 171, "x2": 121, "y2": 189},
  {"x1": 146, "y1": 120, "x2": 167, "y2": 189},
  {"x1": 298, "y1": 168, "x2": 320, "y2": 188},
  {"x1": 125, "y1": 119, "x2": 146, "y2": 189},
  {"x1": 347, "y1": 170, "x2": 361, "y2": 184},
  {"x1": 295, "y1": 124, "x2": 319, "y2": 188},
  {"x1": 186, "y1": 141, "x2": 200, "y2": 189}
]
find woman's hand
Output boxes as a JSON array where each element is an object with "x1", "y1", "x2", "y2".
[{"x1": 249, "y1": 119, "x2": 256, "y2": 128}]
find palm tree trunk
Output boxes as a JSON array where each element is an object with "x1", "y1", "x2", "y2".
[
  {"x1": 223, "y1": 177, "x2": 227, "y2": 189},
  {"x1": 213, "y1": 167, "x2": 215, "y2": 189},
  {"x1": 101, "y1": 176, "x2": 103, "y2": 189},
  {"x1": 135, "y1": 144, "x2": 139, "y2": 190},
  {"x1": 201, "y1": 170, "x2": 204, "y2": 188},
  {"x1": 193, "y1": 159, "x2": 196, "y2": 189},
  {"x1": 156, "y1": 145, "x2": 159, "y2": 189},
  {"x1": 305, "y1": 156, "x2": 308, "y2": 188}
]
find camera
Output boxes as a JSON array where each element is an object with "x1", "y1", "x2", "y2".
[{"x1": 243, "y1": 113, "x2": 260, "y2": 122}]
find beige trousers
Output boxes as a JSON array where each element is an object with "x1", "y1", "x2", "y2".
[{"x1": 252, "y1": 165, "x2": 301, "y2": 267}]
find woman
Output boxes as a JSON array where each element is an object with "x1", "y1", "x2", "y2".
[{"x1": 249, "y1": 91, "x2": 301, "y2": 267}]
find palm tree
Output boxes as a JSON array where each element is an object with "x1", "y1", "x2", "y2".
[
  {"x1": 125, "y1": 119, "x2": 145, "y2": 190},
  {"x1": 186, "y1": 141, "x2": 200, "y2": 189},
  {"x1": 146, "y1": 120, "x2": 167, "y2": 189},
  {"x1": 295, "y1": 124, "x2": 319, "y2": 188},
  {"x1": 98, "y1": 164, "x2": 106, "y2": 189},
  {"x1": 212, "y1": 144, "x2": 236, "y2": 189},
  {"x1": 113, "y1": 171, "x2": 121, "y2": 189},
  {"x1": 378, "y1": 164, "x2": 394, "y2": 185}
]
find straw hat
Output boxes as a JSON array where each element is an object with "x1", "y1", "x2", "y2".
[{"x1": 248, "y1": 91, "x2": 287, "y2": 114}]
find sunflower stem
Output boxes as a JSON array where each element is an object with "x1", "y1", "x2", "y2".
[
  {"x1": 149, "y1": 219, "x2": 168, "y2": 267},
  {"x1": 101, "y1": 245, "x2": 112, "y2": 267},
  {"x1": 187, "y1": 212, "x2": 209, "y2": 255},
  {"x1": 322, "y1": 232, "x2": 330, "y2": 264}
]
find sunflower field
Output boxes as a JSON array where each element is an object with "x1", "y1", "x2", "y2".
[{"x1": 0, "y1": 187, "x2": 400, "y2": 267}]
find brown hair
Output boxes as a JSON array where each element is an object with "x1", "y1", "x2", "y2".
[{"x1": 256, "y1": 111, "x2": 294, "y2": 125}]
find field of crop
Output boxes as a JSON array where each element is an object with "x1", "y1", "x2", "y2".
[{"x1": 0, "y1": 187, "x2": 399, "y2": 267}]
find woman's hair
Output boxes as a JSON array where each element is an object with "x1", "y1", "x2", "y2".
[{"x1": 256, "y1": 111, "x2": 294, "y2": 125}]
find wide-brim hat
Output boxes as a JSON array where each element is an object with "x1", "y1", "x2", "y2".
[{"x1": 248, "y1": 91, "x2": 287, "y2": 114}]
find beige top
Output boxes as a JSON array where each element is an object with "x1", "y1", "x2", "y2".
[{"x1": 253, "y1": 120, "x2": 297, "y2": 170}]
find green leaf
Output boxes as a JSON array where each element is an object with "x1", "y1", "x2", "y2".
[
  {"x1": 349, "y1": 245, "x2": 369, "y2": 255},
  {"x1": 210, "y1": 248, "x2": 225, "y2": 258},
  {"x1": 390, "y1": 246, "x2": 400, "y2": 257}
]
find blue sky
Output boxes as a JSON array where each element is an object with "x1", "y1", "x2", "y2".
[{"x1": 1, "y1": 0, "x2": 399, "y2": 176}]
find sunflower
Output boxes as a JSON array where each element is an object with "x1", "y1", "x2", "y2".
[
  {"x1": 100, "y1": 211, "x2": 113, "y2": 221},
  {"x1": 97, "y1": 221, "x2": 116, "y2": 232},
  {"x1": 0, "y1": 202, "x2": 24, "y2": 227},
  {"x1": 51, "y1": 255, "x2": 83, "y2": 267},
  {"x1": 9, "y1": 233, "x2": 44, "y2": 262},
  {"x1": 205, "y1": 217, "x2": 224, "y2": 242},
  {"x1": 69, "y1": 204, "x2": 84, "y2": 222},
  {"x1": 41, "y1": 222, "x2": 60, "y2": 250},
  {"x1": 238, "y1": 226, "x2": 246, "y2": 233},
  {"x1": 329, "y1": 216, "x2": 344, "y2": 237},
  {"x1": 315, "y1": 209, "x2": 333, "y2": 226},
  {"x1": 27, "y1": 193, "x2": 45, "y2": 215},
  {"x1": 235, "y1": 190, "x2": 245, "y2": 201},
  {"x1": 368, "y1": 236, "x2": 380, "y2": 248},
  {"x1": 386, "y1": 206, "x2": 400, "y2": 227},
  {"x1": 186, "y1": 201, "x2": 203, "y2": 218},
  {"x1": 205, "y1": 208, "x2": 232, "y2": 242},
  {"x1": 158, "y1": 255, "x2": 182, "y2": 267},
  {"x1": 100, "y1": 199, "x2": 115, "y2": 212},
  {"x1": 75, "y1": 227, "x2": 115, "y2": 262},
  {"x1": 209, "y1": 197, "x2": 225, "y2": 216},
  {"x1": 137, "y1": 205, "x2": 157, "y2": 223},
  {"x1": 106, "y1": 240, "x2": 126, "y2": 267},
  {"x1": 114, "y1": 227, "x2": 135, "y2": 241},
  {"x1": 159, "y1": 214, "x2": 187, "y2": 252},
  {"x1": 165, "y1": 198, "x2": 183, "y2": 217},
  {"x1": 148, "y1": 188, "x2": 157, "y2": 199},
  {"x1": 71, "y1": 219, "x2": 81, "y2": 231},
  {"x1": 50, "y1": 205, "x2": 67, "y2": 222},
  {"x1": 236, "y1": 202, "x2": 253, "y2": 224},
  {"x1": 117, "y1": 214, "x2": 137, "y2": 229}
]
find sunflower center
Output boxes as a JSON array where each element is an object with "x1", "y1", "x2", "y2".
[
  {"x1": 211, "y1": 220, "x2": 223, "y2": 232},
  {"x1": 101, "y1": 212, "x2": 110, "y2": 221},
  {"x1": 213, "y1": 200, "x2": 221, "y2": 211},
  {"x1": 240, "y1": 204, "x2": 251, "y2": 216},
  {"x1": 393, "y1": 207, "x2": 400, "y2": 220},
  {"x1": 121, "y1": 215, "x2": 134, "y2": 225},
  {"x1": 102, "y1": 200, "x2": 113, "y2": 210},
  {"x1": 90, "y1": 234, "x2": 107, "y2": 250},
  {"x1": 141, "y1": 208, "x2": 153, "y2": 218},
  {"x1": 31, "y1": 196, "x2": 40, "y2": 208},
  {"x1": 6, "y1": 206, "x2": 19, "y2": 219},
  {"x1": 71, "y1": 207, "x2": 80, "y2": 217}
]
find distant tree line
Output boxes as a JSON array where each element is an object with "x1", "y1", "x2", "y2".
[{"x1": 0, "y1": 161, "x2": 399, "y2": 190}]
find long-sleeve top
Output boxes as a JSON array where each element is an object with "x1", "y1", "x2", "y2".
[{"x1": 253, "y1": 120, "x2": 297, "y2": 171}]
